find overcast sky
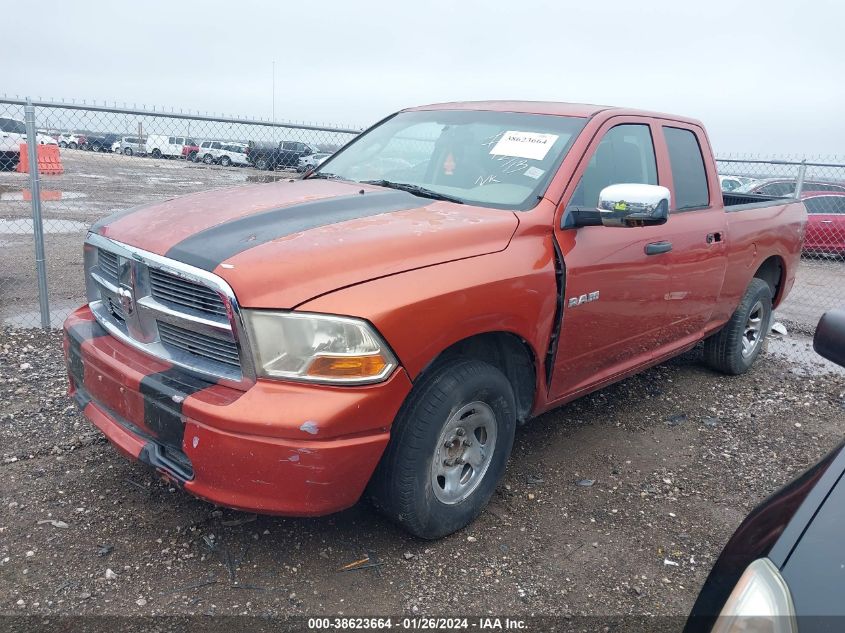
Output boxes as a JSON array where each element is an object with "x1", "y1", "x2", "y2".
[{"x1": 5, "y1": 0, "x2": 844, "y2": 155}]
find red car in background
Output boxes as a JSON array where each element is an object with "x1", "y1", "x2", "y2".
[
  {"x1": 181, "y1": 139, "x2": 199, "y2": 162},
  {"x1": 802, "y1": 192, "x2": 845, "y2": 256}
]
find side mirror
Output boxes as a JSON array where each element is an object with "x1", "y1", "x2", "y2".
[
  {"x1": 813, "y1": 309, "x2": 845, "y2": 368},
  {"x1": 598, "y1": 184, "x2": 671, "y2": 228}
]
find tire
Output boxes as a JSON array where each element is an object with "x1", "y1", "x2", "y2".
[
  {"x1": 124, "y1": 148, "x2": 133, "y2": 156},
  {"x1": 202, "y1": 153, "x2": 214, "y2": 164},
  {"x1": 703, "y1": 278, "x2": 772, "y2": 375},
  {"x1": 219, "y1": 156, "x2": 231, "y2": 167},
  {"x1": 79, "y1": 143, "x2": 88, "y2": 151},
  {"x1": 92, "y1": 142, "x2": 102, "y2": 152},
  {"x1": 59, "y1": 141, "x2": 67, "y2": 148},
  {"x1": 254, "y1": 156, "x2": 270, "y2": 170},
  {"x1": 368, "y1": 359, "x2": 516, "y2": 539},
  {"x1": 151, "y1": 148, "x2": 162, "y2": 158},
  {"x1": 187, "y1": 151, "x2": 197, "y2": 162}
]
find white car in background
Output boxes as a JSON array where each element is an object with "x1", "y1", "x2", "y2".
[
  {"x1": 58, "y1": 133, "x2": 83, "y2": 149},
  {"x1": 145, "y1": 134, "x2": 198, "y2": 159},
  {"x1": 719, "y1": 175, "x2": 758, "y2": 192},
  {"x1": 297, "y1": 151, "x2": 331, "y2": 172},
  {"x1": 0, "y1": 116, "x2": 58, "y2": 170},
  {"x1": 196, "y1": 141, "x2": 250, "y2": 167}
]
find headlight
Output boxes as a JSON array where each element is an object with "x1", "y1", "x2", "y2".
[
  {"x1": 243, "y1": 310, "x2": 398, "y2": 385},
  {"x1": 711, "y1": 558, "x2": 797, "y2": 633}
]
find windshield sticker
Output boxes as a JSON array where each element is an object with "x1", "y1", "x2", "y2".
[
  {"x1": 489, "y1": 131, "x2": 559, "y2": 161},
  {"x1": 524, "y1": 166, "x2": 545, "y2": 180}
]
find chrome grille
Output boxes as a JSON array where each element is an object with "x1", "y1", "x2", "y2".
[
  {"x1": 85, "y1": 234, "x2": 253, "y2": 388},
  {"x1": 158, "y1": 321, "x2": 241, "y2": 367},
  {"x1": 149, "y1": 268, "x2": 228, "y2": 318},
  {"x1": 98, "y1": 248, "x2": 119, "y2": 283}
]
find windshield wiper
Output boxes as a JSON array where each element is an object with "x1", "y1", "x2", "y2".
[
  {"x1": 361, "y1": 180, "x2": 464, "y2": 204},
  {"x1": 305, "y1": 171, "x2": 342, "y2": 180}
]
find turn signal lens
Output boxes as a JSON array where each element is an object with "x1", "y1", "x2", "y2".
[{"x1": 306, "y1": 354, "x2": 389, "y2": 378}]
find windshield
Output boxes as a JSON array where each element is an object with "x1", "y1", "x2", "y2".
[{"x1": 314, "y1": 110, "x2": 587, "y2": 210}]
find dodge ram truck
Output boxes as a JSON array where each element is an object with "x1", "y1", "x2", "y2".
[{"x1": 64, "y1": 101, "x2": 806, "y2": 538}]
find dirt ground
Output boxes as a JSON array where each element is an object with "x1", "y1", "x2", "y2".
[{"x1": 2, "y1": 326, "x2": 844, "y2": 623}]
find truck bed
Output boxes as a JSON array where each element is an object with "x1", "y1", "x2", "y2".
[{"x1": 723, "y1": 191, "x2": 789, "y2": 211}]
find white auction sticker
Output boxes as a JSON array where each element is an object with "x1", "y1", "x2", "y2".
[
  {"x1": 523, "y1": 166, "x2": 545, "y2": 179},
  {"x1": 490, "y1": 131, "x2": 559, "y2": 161}
]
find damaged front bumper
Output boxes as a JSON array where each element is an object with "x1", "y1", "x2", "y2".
[{"x1": 63, "y1": 306, "x2": 412, "y2": 516}]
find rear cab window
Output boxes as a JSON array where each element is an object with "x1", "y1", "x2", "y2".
[{"x1": 663, "y1": 126, "x2": 709, "y2": 210}]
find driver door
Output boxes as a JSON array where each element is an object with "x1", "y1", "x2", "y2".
[{"x1": 549, "y1": 120, "x2": 672, "y2": 401}]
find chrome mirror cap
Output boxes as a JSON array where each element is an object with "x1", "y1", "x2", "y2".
[{"x1": 598, "y1": 183, "x2": 671, "y2": 227}]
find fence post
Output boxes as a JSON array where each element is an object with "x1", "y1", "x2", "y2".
[
  {"x1": 794, "y1": 159, "x2": 807, "y2": 199},
  {"x1": 24, "y1": 97, "x2": 51, "y2": 329}
]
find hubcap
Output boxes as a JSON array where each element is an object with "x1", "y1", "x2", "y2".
[
  {"x1": 430, "y1": 401, "x2": 497, "y2": 505},
  {"x1": 741, "y1": 300, "x2": 765, "y2": 358}
]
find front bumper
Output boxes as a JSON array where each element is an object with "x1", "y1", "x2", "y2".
[{"x1": 63, "y1": 306, "x2": 413, "y2": 516}]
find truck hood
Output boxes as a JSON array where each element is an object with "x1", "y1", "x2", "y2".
[{"x1": 93, "y1": 179, "x2": 519, "y2": 308}]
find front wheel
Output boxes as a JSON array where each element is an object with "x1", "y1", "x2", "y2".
[
  {"x1": 151, "y1": 148, "x2": 161, "y2": 158},
  {"x1": 123, "y1": 147, "x2": 133, "y2": 156},
  {"x1": 703, "y1": 278, "x2": 772, "y2": 375},
  {"x1": 59, "y1": 141, "x2": 67, "y2": 148},
  {"x1": 254, "y1": 156, "x2": 270, "y2": 170},
  {"x1": 368, "y1": 359, "x2": 516, "y2": 539},
  {"x1": 202, "y1": 153, "x2": 214, "y2": 164},
  {"x1": 219, "y1": 156, "x2": 231, "y2": 167}
]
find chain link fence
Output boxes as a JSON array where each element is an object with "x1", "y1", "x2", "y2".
[
  {"x1": 0, "y1": 97, "x2": 359, "y2": 329},
  {"x1": 1, "y1": 98, "x2": 843, "y2": 369}
]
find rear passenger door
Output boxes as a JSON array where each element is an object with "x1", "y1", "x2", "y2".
[{"x1": 656, "y1": 124, "x2": 728, "y2": 345}]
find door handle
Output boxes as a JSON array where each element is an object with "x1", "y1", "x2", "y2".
[
  {"x1": 821, "y1": 220, "x2": 833, "y2": 224},
  {"x1": 706, "y1": 232, "x2": 723, "y2": 244},
  {"x1": 645, "y1": 241, "x2": 672, "y2": 255}
]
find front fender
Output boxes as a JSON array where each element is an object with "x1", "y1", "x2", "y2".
[{"x1": 296, "y1": 234, "x2": 557, "y2": 384}]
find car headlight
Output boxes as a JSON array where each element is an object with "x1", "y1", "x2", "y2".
[
  {"x1": 243, "y1": 310, "x2": 398, "y2": 385},
  {"x1": 711, "y1": 558, "x2": 797, "y2": 633}
]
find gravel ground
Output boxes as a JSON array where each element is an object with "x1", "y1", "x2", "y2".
[{"x1": 2, "y1": 327, "x2": 844, "y2": 622}]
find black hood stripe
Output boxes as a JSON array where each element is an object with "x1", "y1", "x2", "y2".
[{"x1": 164, "y1": 190, "x2": 421, "y2": 271}]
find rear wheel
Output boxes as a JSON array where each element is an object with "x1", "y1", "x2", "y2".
[
  {"x1": 703, "y1": 278, "x2": 772, "y2": 375},
  {"x1": 151, "y1": 148, "x2": 162, "y2": 158},
  {"x1": 92, "y1": 142, "x2": 102, "y2": 152},
  {"x1": 202, "y1": 153, "x2": 214, "y2": 164},
  {"x1": 219, "y1": 155, "x2": 231, "y2": 167},
  {"x1": 368, "y1": 359, "x2": 516, "y2": 539},
  {"x1": 254, "y1": 156, "x2": 270, "y2": 170},
  {"x1": 123, "y1": 147, "x2": 133, "y2": 156},
  {"x1": 59, "y1": 141, "x2": 67, "y2": 148}
]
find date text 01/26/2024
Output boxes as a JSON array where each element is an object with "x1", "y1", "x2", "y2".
[{"x1": 307, "y1": 617, "x2": 527, "y2": 630}]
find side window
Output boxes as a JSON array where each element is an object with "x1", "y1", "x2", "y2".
[
  {"x1": 168, "y1": 136, "x2": 177, "y2": 144},
  {"x1": 664, "y1": 127, "x2": 709, "y2": 210},
  {"x1": 759, "y1": 182, "x2": 794, "y2": 197},
  {"x1": 566, "y1": 124, "x2": 657, "y2": 210},
  {"x1": 806, "y1": 197, "x2": 845, "y2": 215},
  {"x1": 211, "y1": 142, "x2": 222, "y2": 149},
  {"x1": 282, "y1": 141, "x2": 296, "y2": 150}
]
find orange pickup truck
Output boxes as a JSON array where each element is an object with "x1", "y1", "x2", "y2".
[{"x1": 64, "y1": 101, "x2": 806, "y2": 538}]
